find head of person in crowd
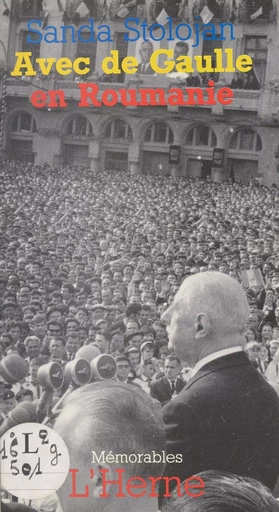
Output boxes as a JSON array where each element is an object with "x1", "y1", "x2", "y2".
[
  {"x1": 30, "y1": 314, "x2": 47, "y2": 339},
  {"x1": 269, "y1": 340, "x2": 279, "y2": 358},
  {"x1": 126, "y1": 331, "x2": 144, "y2": 350},
  {"x1": 6, "y1": 321, "x2": 21, "y2": 344},
  {"x1": 164, "y1": 355, "x2": 182, "y2": 381},
  {"x1": 15, "y1": 388, "x2": 34, "y2": 404},
  {"x1": 47, "y1": 320, "x2": 62, "y2": 340},
  {"x1": 115, "y1": 355, "x2": 131, "y2": 382},
  {"x1": 24, "y1": 335, "x2": 41, "y2": 361},
  {"x1": 161, "y1": 471, "x2": 279, "y2": 512},
  {"x1": 49, "y1": 337, "x2": 66, "y2": 362},
  {"x1": 245, "y1": 341, "x2": 262, "y2": 364},
  {"x1": 141, "y1": 357, "x2": 156, "y2": 380},
  {"x1": 126, "y1": 346, "x2": 140, "y2": 371},
  {"x1": 260, "y1": 323, "x2": 274, "y2": 343},
  {"x1": 54, "y1": 382, "x2": 166, "y2": 512},
  {"x1": 140, "y1": 340, "x2": 155, "y2": 361},
  {"x1": 65, "y1": 332, "x2": 80, "y2": 356},
  {"x1": 110, "y1": 330, "x2": 125, "y2": 355},
  {"x1": 92, "y1": 304, "x2": 106, "y2": 324},
  {"x1": 245, "y1": 326, "x2": 259, "y2": 343},
  {"x1": 0, "y1": 389, "x2": 15, "y2": 416},
  {"x1": 161, "y1": 272, "x2": 249, "y2": 366},
  {"x1": 258, "y1": 344, "x2": 269, "y2": 362},
  {"x1": 0, "y1": 332, "x2": 13, "y2": 352},
  {"x1": 94, "y1": 330, "x2": 111, "y2": 354}
]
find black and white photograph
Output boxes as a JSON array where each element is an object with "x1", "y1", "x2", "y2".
[{"x1": 1, "y1": 0, "x2": 279, "y2": 511}]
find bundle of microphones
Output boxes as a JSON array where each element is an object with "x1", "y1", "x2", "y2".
[{"x1": 0, "y1": 347, "x2": 117, "y2": 436}]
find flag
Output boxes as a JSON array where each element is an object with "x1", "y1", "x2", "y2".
[
  {"x1": 230, "y1": 0, "x2": 237, "y2": 22},
  {"x1": 250, "y1": 0, "x2": 273, "y2": 20},
  {"x1": 0, "y1": 70, "x2": 7, "y2": 156},
  {"x1": 2, "y1": 0, "x2": 10, "y2": 15},
  {"x1": 148, "y1": 0, "x2": 186, "y2": 32},
  {"x1": 116, "y1": 0, "x2": 144, "y2": 19},
  {"x1": 250, "y1": 6, "x2": 262, "y2": 19},
  {"x1": 57, "y1": 0, "x2": 64, "y2": 11},
  {"x1": 240, "y1": 269, "x2": 264, "y2": 289},
  {"x1": 72, "y1": 0, "x2": 93, "y2": 25},
  {"x1": 42, "y1": 9, "x2": 49, "y2": 27},
  {"x1": 199, "y1": 0, "x2": 221, "y2": 24},
  {"x1": 100, "y1": 0, "x2": 108, "y2": 22},
  {"x1": 199, "y1": 5, "x2": 214, "y2": 23}
]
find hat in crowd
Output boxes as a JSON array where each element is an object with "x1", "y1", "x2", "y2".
[
  {"x1": 126, "y1": 346, "x2": 140, "y2": 354},
  {"x1": 140, "y1": 341, "x2": 155, "y2": 352},
  {"x1": 125, "y1": 331, "x2": 144, "y2": 343},
  {"x1": 15, "y1": 388, "x2": 34, "y2": 401},
  {"x1": 91, "y1": 304, "x2": 106, "y2": 312},
  {"x1": 3, "y1": 390, "x2": 15, "y2": 400}
]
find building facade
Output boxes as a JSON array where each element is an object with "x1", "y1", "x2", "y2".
[{"x1": 1, "y1": 0, "x2": 279, "y2": 186}]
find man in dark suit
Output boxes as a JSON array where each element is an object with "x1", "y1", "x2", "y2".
[
  {"x1": 161, "y1": 272, "x2": 279, "y2": 491},
  {"x1": 137, "y1": 41, "x2": 155, "y2": 76},
  {"x1": 150, "y1": 355, "x2": 186, "y2": 405}
]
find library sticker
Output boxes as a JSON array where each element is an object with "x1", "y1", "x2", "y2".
[{"x1": 0, "y1": 423, "x2": 70, "y2": 499}]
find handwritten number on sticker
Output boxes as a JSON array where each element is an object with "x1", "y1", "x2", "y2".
[{"x1": 50, "y1": 444, "x2": 61, "y2": 466}]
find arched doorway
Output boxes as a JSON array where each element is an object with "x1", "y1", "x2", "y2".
[
  {"x1": 63, "y1": 116, "x2": 93, "y2": 167},
  {"x1": 8, "y1": 112, "x2": 36, "y2": 162},
  {"x1": 227, "y1": 128, "x2": 262, "y2": 185},
  {"x1": 102, "y1": 118, "x2": 132, "y2": 172},
  {"x1": 142, "y1": 121, "x2": 174, "y2": 176},
  {"x1": 184, "y1": 125, "x2": 217, "y2": 179}
]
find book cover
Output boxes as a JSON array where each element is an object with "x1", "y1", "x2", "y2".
[{"x1": 1, "y1": 0, "x2": 279, "y2": 510}]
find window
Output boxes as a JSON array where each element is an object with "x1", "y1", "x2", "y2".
[
  {"x1": 65, "y1": 117, "x2": 93, "y2": 137},
  {"x1": 19, "y1": 0, "x2": 42, "y2": 18},
  {"x1": 240, "y1": 0, "x2": 274, "y2": 21},
  {"x1": 229, "y1": 128, "x2": 262, "y2": 152},
  {"x1": 144, "y1": 122, "x2": 174, "y2": 144},
  {"x1": 76, "y1": 32, "x2": 97, "y2": 75},
  {"x1": 21, "y1": 31, "x2": 40, "y2": 68},
  {"x1": 114, "y1": 32, "x2": 128, "y2": 84},
  {"x1": 11, "y1": 113, "x2": 37, "y2": 133},
  {"x1": 185, "y1": 126, "x2": 217, "y2": 147},
  {"x1": 244, "y1": 36, "x2": 267, "y2": 86},
  {"x1": 104, "y1": 119, "x2": 132, "y2": 140}
]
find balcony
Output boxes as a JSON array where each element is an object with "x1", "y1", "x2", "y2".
[
  {"x1": 192, "y1": 0, "x2": 232, "y2": 23},
  {"x1": 237, "y1": 0, "x2": 276, "y2": 22}
]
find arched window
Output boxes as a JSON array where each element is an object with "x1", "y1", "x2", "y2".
[
  {"x1": 10, "y1": 113, "x2": 36, "y2": 133},
  {"x1": 185, "y1": 125, "x2": 217, "y2": 147},
  {"x1": 144, "y1": 122, "x2": 174, "y2": 144},
  {"x1": 229, "y1": 128, "x2": 262, "y2": 152},
  {"x1": 104, "y1": 119, "x2": 132, "y2": 140},
  {"x1": 65, "y1": 116, "x2": 93, "y2": 137}
]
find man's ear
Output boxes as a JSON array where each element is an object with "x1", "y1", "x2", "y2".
[
  {"x1": 194, "y1": 313, "x2": 210, "y2": 339},
  {"x1": 93, "y1": 464, "x2": 115, "y2": 498}
]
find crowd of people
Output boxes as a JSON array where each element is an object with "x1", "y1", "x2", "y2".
[{"x1": 0, "y1": 158, "x2": 279, "y2": 510}]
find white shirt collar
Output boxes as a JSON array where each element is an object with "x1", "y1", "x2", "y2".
[
  {"x1": 191, "y1": 347, "x2": 243, "y2": 378},
  {"x1": 167, "y1": 377, "x2": 178, "y2": 385}
]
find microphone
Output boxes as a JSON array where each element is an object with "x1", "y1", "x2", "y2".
[
  {"x1": 36, "y1": 362, "x2": 64, "y2": 422},
  {"x1": 18, "y1": 401, "x2": 37, "y2": 421},
  {"x1": 75, "y1": 347, "x2": 116, "y2": 380},
  {"x1": 91, "y1": 354, "x2": 117, "y2": 381},
  {"x1": 0, "y1": 408, "x2": 29, "y2": 437},
  {"x1": 0, "y1": 355, "x2": 29, "y2": 384},
  {"x1": 75, "y1": 345, "x2": 101, "y2": 362},
  {"x1": 42, "y1": 358, "x2": 92, "y2": 425}
]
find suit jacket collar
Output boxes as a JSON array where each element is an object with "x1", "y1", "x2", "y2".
[{"x1": 184, "y1": 351, "x2": 250, "y2": 391}]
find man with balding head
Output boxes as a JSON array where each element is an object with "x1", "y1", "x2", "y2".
[
  {"x1": 161, "y1": 272, "x2": 279, "y2": 491},
  {"x1": 54, "y1": 382, "x2": 166, "y2": 512}
]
